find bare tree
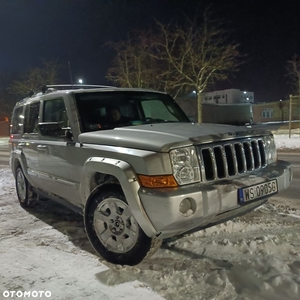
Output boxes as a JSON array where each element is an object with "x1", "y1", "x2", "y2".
[
  {"x1": 106, "y1": 10, "x2": 242, "y2": 122},
  {"x1": 8, "y1": 60, "x2": 60, "y2": 97},
  {"x1": 0, "y1": 73, "x2": 19, "y2": 119},
  {"x1": 106, "y1": 30, "x2": 189, "y2": 99},
  {"x1": 286, "y1": 54, "x2": 300, "y2": 96},
  {"x1": 153, "y1": 10, "x2": 242, "y2": 122},
  {"x1": 106, "y1": 31, "x2": 164, "y2": 90}
]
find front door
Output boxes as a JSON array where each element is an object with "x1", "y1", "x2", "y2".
[{"x1": 37, "y1": 97, "x2": 81, "y2": 206}]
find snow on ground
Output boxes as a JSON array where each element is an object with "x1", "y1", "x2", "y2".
[
  {"x1": 0, "y1": 130, "x2": 300, "y2": 300},
  {"x1": 273, "y1": 134, "x2": 300, "y2": 151},
  {"x1": 1, "y1": 168, "x2": 300, "y2": 300}
]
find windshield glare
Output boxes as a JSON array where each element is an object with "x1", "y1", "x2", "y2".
[{"x1": 75, "y1": 91, "x2": 190, "y2": 132}]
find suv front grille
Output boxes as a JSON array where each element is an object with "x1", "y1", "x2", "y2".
[{"x1": 197, "y1": 138, "x2": 266, "y2": 182}]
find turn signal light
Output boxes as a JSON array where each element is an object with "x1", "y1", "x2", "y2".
[{"x1": 138, "y1": 175, "x2": 178, "y2": 188}]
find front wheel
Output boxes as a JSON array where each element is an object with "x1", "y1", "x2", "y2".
[{"x1": 85, "y1": 187, "x2": 159, "y2": 266}]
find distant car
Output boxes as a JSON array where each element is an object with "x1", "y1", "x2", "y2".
[{"x1": 9, "y1": 85, "x2": 292, "y2": 265}]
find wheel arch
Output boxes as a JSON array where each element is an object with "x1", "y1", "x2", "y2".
[
  {"x1": 80, "y1": 157, "x2": 158, "y2": 237},
  {"x1": 84, "y1": 182, "x2": 122, "y2": 215},
  {"x1": 11, "y1": 152, "x2": 28, "y2": 177}
]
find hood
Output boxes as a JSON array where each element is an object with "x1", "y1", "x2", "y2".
[{"x1": 78, "y1": 123, "x2": 268, "y2": 152}]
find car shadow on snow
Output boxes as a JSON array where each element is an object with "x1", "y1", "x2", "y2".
[
  {"x1": 26, "y1": 198, "x2": 238, "y2": 292},
  {"x1": 160, "y1": 243, "x2": 233, "y2": 270},
  {"x1": 24, "y1": 198, "x2": 254, "y2": 299},
  {"x1": 25, "y1": 198, "x2": 96, "y2": 255},
  {"x1": 26, "y1": 198, "x2": 237, "y2": 269},
  {"x1": 94, "y1": 243, "x2": 234, "y2": 294}
]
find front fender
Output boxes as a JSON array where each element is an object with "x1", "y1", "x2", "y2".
[{"x1": 80, "y1": 157, "x2": 158, "y2": 237}]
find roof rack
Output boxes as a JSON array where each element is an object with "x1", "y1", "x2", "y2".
[
  {"x1": 45, "y1": 84, "x2": 115, "y2": 90},
  {"x1": 24, "y1": 84, "x2": 116, "y2": 98}
]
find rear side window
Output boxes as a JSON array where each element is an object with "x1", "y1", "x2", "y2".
[
  {"x1": 24, "y1": 102, "x2": 40, "y2": 134},
  {"x1": 11, "y1": 106, "x2": 24, "y2": 134}
]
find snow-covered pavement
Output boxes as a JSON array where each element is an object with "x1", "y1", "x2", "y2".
[
  {"x1": 273, "y1": 133, "x2": 300, "y2": 151},
  {"x1": 0, "y1": 130, "x2": 300, "y2": 300},
  {"x1": 1, "y1": 166, "x2": 300, "y2": 300}
]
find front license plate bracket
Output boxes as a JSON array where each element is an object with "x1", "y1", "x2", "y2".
[{"x1": 238, "y1": 179, "x2": 278, "y2": 204}]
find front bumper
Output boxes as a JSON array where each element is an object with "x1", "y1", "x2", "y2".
[{"x1": 139, "y1": 160, "x2": 292, "y2": 239}]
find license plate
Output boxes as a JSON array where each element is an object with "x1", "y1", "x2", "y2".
[{"x1": 238, "y1": 179, "x2": 278, "y2": 204}]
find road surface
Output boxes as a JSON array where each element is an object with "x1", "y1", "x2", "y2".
[{"x1": 0, "y1": 137, "x2": 9, "y2": 165}]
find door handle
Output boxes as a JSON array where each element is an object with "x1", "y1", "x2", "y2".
[
  {"x1": 17, "y1": 142, "x2": 26, "y2": 149},
  {"x1": 37, "y1": 145, "x2": 47, "y2": 151}
]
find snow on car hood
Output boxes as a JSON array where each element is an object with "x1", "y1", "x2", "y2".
[{"x1": 78, "y1": 122, "x2": 268, "y2": 152}]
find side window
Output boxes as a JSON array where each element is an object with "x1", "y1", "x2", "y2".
[
  {"x1": 24, "y1": 102, "x2": 40, "y2": 134},
  {"x1": 11, "y1": 106, "x2": 24, "y2": 134},
  {"x1": 43, "y1": 98, "x2": 69, "y2": 127}
]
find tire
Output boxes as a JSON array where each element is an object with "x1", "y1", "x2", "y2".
[
  {"x1": 85, "y1": 186, "x2": 154, "y2": 266},
  {"x1": 15, "y1": 166, "x2": 36, "y2": 208}
]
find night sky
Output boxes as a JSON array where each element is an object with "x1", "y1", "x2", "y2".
[{"x1": 1, "y1": 0, "x2": 300, "y2": 102}]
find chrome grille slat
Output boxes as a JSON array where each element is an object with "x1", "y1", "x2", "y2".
[
  {"x1": 244, "y1": 141, "x2": 254, "y2": 171},
  {"x1": 235, "y1": 142, "x2": 247, "y2": 173},
  {"x1": 198, "y1": 138, "x2": 266, "y2": 182},
  {"x1": 225, "y1": 144, "x2": 238, "y2": 176},
  {"x1": 251, "y1": 140, "x2": 261, "y2": 168}
]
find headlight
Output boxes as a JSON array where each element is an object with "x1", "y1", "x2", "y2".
[
  {"x1": 169, "y1": 146, "x2": 201, "y2": 185},
  {"x1": 264, "y1": 134, "x2": 277, "y2": 164}
]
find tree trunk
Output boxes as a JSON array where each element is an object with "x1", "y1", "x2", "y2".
[{"x1": 197, "y1": 92, "x2": 202, "y2": 123}]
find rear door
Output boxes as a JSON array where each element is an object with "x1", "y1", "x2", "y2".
[{"x1": 20, "y1": 101, "x2": 41, "y2": 186}]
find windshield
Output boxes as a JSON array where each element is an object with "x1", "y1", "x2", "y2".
[{"x1": 75, "y1": 91, "x2": 190, "y2": 132}]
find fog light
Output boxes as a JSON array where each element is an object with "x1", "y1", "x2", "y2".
[{"x1": 179, "y1": 198, "x2": 195, "y2": 217}]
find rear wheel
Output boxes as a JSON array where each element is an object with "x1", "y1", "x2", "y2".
[
  {"x1": 15, "y1": 167, "x2": 36, "y2": 208},
  {"x1": 85, "y1": 187, "x2": 158, "y2": 265}
]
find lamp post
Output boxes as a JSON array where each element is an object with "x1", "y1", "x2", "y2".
[{"x1": 289, "y1": 95, "x2": 292, "y2": 138}]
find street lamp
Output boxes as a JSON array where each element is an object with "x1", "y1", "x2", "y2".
[{"x1": 78, "y1": 79, "x2": 83, "y2": 84}]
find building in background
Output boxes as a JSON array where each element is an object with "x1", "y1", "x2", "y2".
[
  {"x1": 252, "y1": 99, "x2": 300, "y2": 123},
  {"x1": 176, "y1": 89, "x2": 254, "y2": 125},
  {"x1": 201, "y1": 89, "x2": 254, "y2": 104}
]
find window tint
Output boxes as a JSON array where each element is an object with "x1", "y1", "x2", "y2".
[
  {"x1": 24, "y1": 102, "x2": 40, "y2": 134},
  {"x1": 43, "y1": 98, "x2": 69, "y2": 127},
  {"x1": 11, "y1": 106, "x2": 24, "y2": 134}
]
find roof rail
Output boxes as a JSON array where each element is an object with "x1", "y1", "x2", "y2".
[{"x1": 45, "y1": 84, "x2": 116, "y2": 90}]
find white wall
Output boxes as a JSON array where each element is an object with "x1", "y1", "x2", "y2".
[{"x1": 201, "y1": 89, "x2": 254, "y2": 104}]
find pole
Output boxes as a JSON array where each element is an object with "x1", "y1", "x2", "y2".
[{"x1": 289, "y1": 94, "x2": 292, "y2": 138}]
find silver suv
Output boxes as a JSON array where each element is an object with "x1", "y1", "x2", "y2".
[{"x1": 9, "y1": 85, "x2": 292, "y2": 265}]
